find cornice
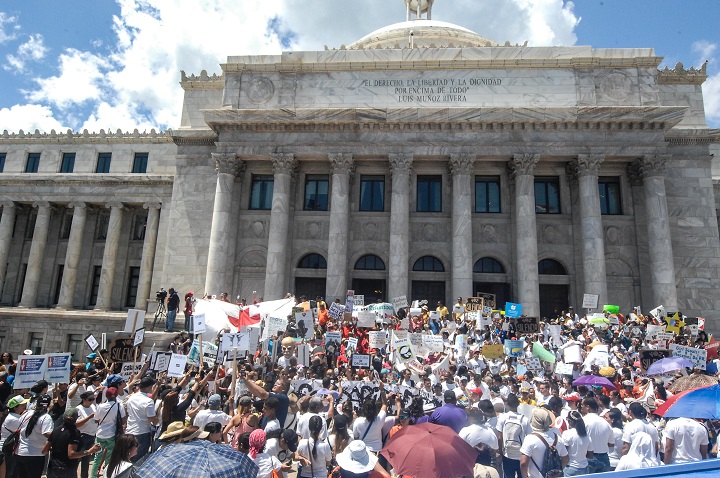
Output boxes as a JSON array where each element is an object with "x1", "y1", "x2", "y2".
[
  {"x1": 0, "y1": 174, "x2": 174, "y2": 187},
  {"x1": 179, "y1": 70, "x2": 224, "y2": 90},
  {"x1": 658, "y1": 61, "x2": 708, "y2": 85},
  {"x1": 0, "y1": 128, "x2": 173, "y2": 144}
]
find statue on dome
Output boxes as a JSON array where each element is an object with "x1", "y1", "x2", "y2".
[{"x1": 405, "y1": 0, "x2": 434, "y2": 21}]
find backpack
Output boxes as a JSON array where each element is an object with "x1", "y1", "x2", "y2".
[
  {"x1": 530, "y1": 433, "x2": 563, "y2": 478},
  {"x1": 2, "y1": 415, "x2": 30, "y2": 456},
  {"x1": 501, "y1": 413, "x2": 525, "y2": 458}
]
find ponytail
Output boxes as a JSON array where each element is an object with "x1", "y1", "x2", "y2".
[
  {"x1": 568, "y1": 410, "x2": 587, "y2": 437},
  {"x1": 25, "y1": 407, "x2": 46, "y2": 437},
  {"x1": 309, "y1": 415, "x2": 322, "y2": 458}
]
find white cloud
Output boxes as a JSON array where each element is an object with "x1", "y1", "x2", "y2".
[
  {"x1": 0, "y1": 11, "x2": 19, "y2": 43},
  {"x1": 28, "y1": 49, "x2": 108, "y2": 108},
  {"x1": 694, "y1": 41, "x2": 720, "y2": 127},
  {"x1": 0, "y1": 104, "x2": 65, "y2": 132},
  {"x1": 5, "y1": 34, "x2": 47, "y2": 72}
]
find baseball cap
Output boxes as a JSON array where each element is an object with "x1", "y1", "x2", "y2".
[
  {"x1": 37, "y1": 394, "x2": 52, "y2": 406},
  {"x1": 7, "y1": 395, "x2": 29, "y2": 409},
  {"x1": 469, "y1": 387, "x2": 483, "y2": 395},
  {"x1": 443, "y1": 390, "x2": 456, "y2": 402},
  {"x1": 282, "y1": 429, "x2": 298, "y2": 452},
  {"x1": 563, "y1": 392, "x2": 581, "y2": 402},
  {"x1": 208, "y1": 394, "x2": 222, "y2": 407}
]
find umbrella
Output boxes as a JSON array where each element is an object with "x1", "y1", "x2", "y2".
[
  {"x1": 315, "y1": 388, "x2": 341, "y2": 400},
  {"x1": 646, "y1": 357, "x2": 694, "y2": 376},
  {"x1": 136, "y1": 440, "x2": 258, "y2": 478},
  {"x1": 655, "y1": 384, "x2": 720, "y2": 419},
  {"x1": 572, "y1": 375, "x2": 616, "y2": 389},
  {"x1": 380, "y1": 422, "x2": 477, "y2": 478},
  {"x1": 668, "y1": 371, "x2": 720, "y2": 392}
]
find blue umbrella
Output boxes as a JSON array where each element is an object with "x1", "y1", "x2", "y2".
[
  {"x1": 655, "y1": 384, "x2": 720, "y2": 419},
  {"x1": 646, "y1": 357, "x2": 694, "y2": 376},
  {"x1": 136, "y1": 440, "x2": 258, "y2": 478}
]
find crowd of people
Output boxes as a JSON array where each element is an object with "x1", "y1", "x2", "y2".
[{"x1": 0, "y1": 294, "x2": 718, "y2": 478}]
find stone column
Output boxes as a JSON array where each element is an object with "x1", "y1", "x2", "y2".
[
  {"x1": 388, "y1": 153, "x2": 413, "y2": 300},
  {"x1": 0, "y1": 201, "x2": 16, "y2": 295},
  {"x1": 19, "y1": 202, "x2": 53, "y2": 308},
  {"x1": 509, "y1": 154, "x2": 541, "y2": 316},
  {"x1": 638, "y1": 154, "x2": 678, "y2": 309},
  {"x1": 326, "y1": 153, "x2": 354, "y2": 303},
  {"x1": 574, "y1": 154, "x2": 608, "y2": 307},
  {"x1": 94, "y1": 202, "x2": 124, "y2": 311},
  {"x1": 56, "y1": 202, "x2": 87, "y2": 309},
  {"x1": 264, "y1": 153, "x2": 297, "y2": 300},
  {"x1": 450, "y1": 153, "x2": 475, "y2": 301},
  {"x1": 205, "y1": 154, "x2": 244, "y2": 296},
  {"x1": 135, "y1": 203, "x2": 161, "y2": 310}
]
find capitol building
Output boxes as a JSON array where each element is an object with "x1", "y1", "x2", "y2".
[{"x1": 1, "y1": 0, "x2": 719, "y2": 354}]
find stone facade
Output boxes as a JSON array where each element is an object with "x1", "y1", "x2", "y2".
[{"x1": 1, "y1": 16, "x2": 720, "y2": 354}]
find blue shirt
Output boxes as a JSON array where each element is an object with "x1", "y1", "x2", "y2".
[{"x1": 429, "y1": 403, "x2": 468, "y2": 433}]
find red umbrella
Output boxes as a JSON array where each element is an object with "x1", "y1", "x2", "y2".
[{"x1": 380, "y1": 422, "x2": 477, "y2": 478}]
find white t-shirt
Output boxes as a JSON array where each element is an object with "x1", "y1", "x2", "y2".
[
  {"x1": 297, "y1": 412, "x2": 328, "y2": 440},
  {"x1": 193, "y1": 409, "x2": 231, "y2": 431},
  {"x1": 622, "y1": 419, "x2": 659, "y2": 449},
  {"x1": 16, "y1": 412, "x2": 54, "y2": 456},
  {"x1": 0, "y1": 412, "x2": 23, "y2": 449},
  {"x1": 253, "y1": 452, "x2": 282, "y2": 478},
  {"x1": 459, "y1": 423, "x2": 498, "y2": 449},
  {"x1": 108, "y1": 461, "x2": 133, "y2": 478},
  {"x1": 125, "y1": 392, "x2": 157, "y2": 435},
  {"x1": 663, "y1": 418, "x2": 709, "y2": 464},
  {"x1": 520, "y1": 430, "x2": 567, "y2": 478},
  {"x1": 608, "y1": 427, "x2": 624, "y2": 468},
  {"x1": 297, "y1": 438, "x2": 331, "y2": 478},
  {"x1": 95, "y1": 401, "x2": 126, "y2": 439},
  {"x1": 561, "y1": 428, "x2": 590, "y2": 469},
  {"x1": 67, "y1": 383, "x2": 87, "y2": 409},
  {"x1": 496, "y1": 411, "x2": 532, "y2": 460},
  {"x1": 583, "y1": 413, "x2": 613, "y2": 454},
  {"x1": 352, "y1": 410, "x2": 387, "y2": 452},
  {"x1": 77, "y1": 403, "x2": 99, "y2": 435}
]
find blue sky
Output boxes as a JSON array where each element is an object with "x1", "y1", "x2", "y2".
[{"x1": 0, "y1": 0, "x2": 718, "y2": 132}]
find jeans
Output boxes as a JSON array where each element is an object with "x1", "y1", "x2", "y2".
[
  {"x1": 184, "y1": 313, "x2": 191, "y2": 332},
  {"x1": 563, "y1": 465, "x2": 588, "y2": 476},
  {"x1": 132, "y1": 432, "x2": 152, "y2": 464},
  {"x1": 166, "y1": 310, "x2": 177, "y2": 331},
  {"x1": 79, "y1": 433, "x2": 95, "y2": 478},
  {"x1": 91, "y1": 436, "x2": 115, "y2": 478},
  {"x1": 588, "y1": 453, "x2": 610, "y2": 473},
  {"x1": 502, "y1": 456, "x2": 521, "y2": 478}
]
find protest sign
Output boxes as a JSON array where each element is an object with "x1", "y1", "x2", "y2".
[
  {"x1": 191, "y1": 314, "x2": 206, "y2": 334},
  {"x1": 45, "y1": 353, "x2": 72, "y2": 383},
  {"x1": 357, "y1": 310, "x2": 377, "y2": 328},
  {"x1": 504, "y1": 340, "x2": 525, "y2": 358},
  {"x1": 477, "y1": 292, "x2": 497, "y2": 309},
  {"x1": 400, "y1": 317, "x2": 410, "y2": 330},
  {"x1": 347, "y1": 337, "x2": 358, "y2": 352},
  {"x1": 548, "y1": 325, "x2": 562, "y2": 346},
  {"x1": 452, "y1": 305, "x2": 465, "y2": 314},
  {"x1": 263, "y1": 316, "x2": 288, "y2": 339},
  {"x1": 422, "y1": 335, "x2": 444, "y2": 353},
  {"x1": 150, "y1": 352, "x2": 171, "y2": 372},
  {"x1": 354, "y1": 295, "x2": 365, "y2": 307},
  {"x1": 297, "y1": 344, "x2": 310, "y2": 367},
  {"x1": 563, "y1": 344, "x2": 583, "y2": 364},
  {"x1": 649, "y1": 305, "x2": 665, "y2": 319},
  {"x1": 85, "y1": 334, "x2": 99, "y2": 352},
  {"x1": 466, "y1": 297, "x2": 484, "y2": 312},
  {"x1": 670, "y1": 343, "x2": 707, "y2": 370},
  {"x1": 555, "y1": 362, "x2": 574, "y2": 375},
  {"x1": 505, "y1": 302, "x2": 522, "y2": 318},
  {"x1": 706, "y1": 340, "x2": 720, "y2": 360},
  {"x1": 327, "y1": 303, "x2": 344, "y2": 321},
  {"x1": 220, "y1": 332, "x2": 250, "y2": 352},
  {"x1": 119, "y1": 362, "x2": 144, "y2": 382},
  {"x1": 640, "y1": 349, "x2": 670, "y2": 371},
  {"x1": 394, "y1": 338, "x2": 415, "y2": 363},
  {"x1": 603, "y1": 305, "x2": 620, "y2": 314},
  {"x1": 582, "y1": 294, "x2": 599, "y2": 309},
  {"x1": 294, "y1": 311, "x2": 315, "y2": 340},
  {"x1": 429, "y1": 311, "x2": 440, "y2": 321},
  {"x1": 515, "y1": 317, "x2": 539, "y2": 334},
  {"x1": 392, "y1": 296, "x2": 408, "y2": 311},
  {"x1": 646, "y1": 325, "x2": 665, "y2": 340},
  {"x1": 583, "y1": 344, "x2": 609, "y2": 369},
  {"x1": 532, "y1": 342, "x2": 556, "y2": 363},
  {"x1": 368, "y1": 331, "x2": 386, "y2": 349},
  {"x1": 124, "y1": 309, "x2": 145, "y2": 334},
  {"x1": 108, "y1": 337, "x2": 140, "y2": 363},
  {"x1": 352, "y1": 354, "x2": 370, "y2": 368},
  {"x1": 241, "y1": 326, "x2": 260, "y2": 353},
  {"x1": 188, "y1": 340, "x2": 219, "y2": 367},
  {"x1": 479, "y1": 314, "x2": 492, "y2": 329},
  {"x1": 167, "y1": 353, "x2": 187, "y2": 378},
  {"x1": 133, "y1": 328, "x2": 145, "y2": 347},
  {"x1": 344, "y1": 290, "x2": 355, "y2": 313},
  {"x1": 482, "y1": 344, "x2": 504, "y2": 359},
  {"x1": 326, "y1": 331, "x2": 341, "y2": 344},
  {"x1": 408, "y1": 307, "x2": 422, "y2": 317},
  {"x1": 455, "y1": 334, "x2": 467, "y2": 356},
  {"x1": 656, "y1": 332, "x2": 675, "y2": 342},
  {"x1": 367, "y1": 303, "x2": 394, "y2": 319},
  {"x1": 525, "y1": 358, "x2": 541, "y2": 370}
]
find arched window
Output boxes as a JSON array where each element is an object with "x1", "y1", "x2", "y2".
[
  {"x1": 297, "y1": 253, "x2": 327, "y2": 269},
  {"x1": 538, "y1": 259, "x2": 566, "y2": 275},
  {"x1": 473, "y1": 257, "x2": 505, "y2": 274},
  {"x1": 355, "y1": 255, "x2": 386, "y2": 270},
  {"x1": 412, "y1": 256, "x2": 445, "y2": 272}
]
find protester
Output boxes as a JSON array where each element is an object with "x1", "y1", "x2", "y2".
[
  {"x1": 296, "y1": 415, "x2": 331, "y2": 478},
  {"x1": 125, "y1": 376, "x2": 158, "y2": 463},
  {"x1": 560, "y1": 410, "x2": 591, "y2": 476},
  {"x1": 105, "y1": 435, "x2": 138, "y2": 478},
  {"x1": 615, "y1": 432, "x2": 659, "y2": 471},
  {"x1": 248, "y1": 429, "x2": 283, "y2": 478},
  {"x1": 663, "y1": 416, "x2": 710, "y2": 464},
  {"x1": 519, "y1": 407, "x2": 568, "y2": 478},
  {"x1": 15, "y1": 394, "x2": 54, "y2": 478},
  {"x1": 44, "y1": 408, "x2": 101, "y2": 478},
  {"x1": 91, "y1": 386, "x2": 125, "y2": 478}
]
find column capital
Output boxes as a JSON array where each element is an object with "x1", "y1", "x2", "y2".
[
  {"x1": 105, "y1": 201, "x2": 124, "y2": 210},
  {"x1": 212, "y1": 153, "x2": 245, "y2": 177},
  {"x1": 0, "y1": 200, "x2": 15, "y2": 209},
  {"x1": 68, "y1": 201, "x2": 86, "y2": 209},
  {"x1": 388, "y1": 153, "x2": 413, "y2": 175},
  {"x1": 638, "y1": 154, "x2": 671, "y2": 178},
  {"x1": 508, "y1": 153, "x2": 540, "y2": 177},
  {"x1": 32, "y1": 201, "x2": 52, "y2": 210},
  {"x1": 328, "y1": 153, "x2": 354, "y2": 175},
  {"x1": 270, "y1": 153, "x2": 297, "y2": 175},
  {"x1": 449, "y1": 153, "x2": 475, "y2": 176},
  {"x1": 143, "y1": 202, "x2": 162, "y2": 210},
  {"x1": 574, "y1": 154, "x2": 605, "y2": 177}
]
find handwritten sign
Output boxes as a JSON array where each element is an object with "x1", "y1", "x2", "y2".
[
  {"x1": 670, "y1": 343, "x2": 707, "y2": 370},
  {"x1": 640, "y1": 349, "x2": 670, "y2": 371},
  {"x1": 357, "y1": 310, "x2": 377, "y2": 328},
  {"x1": 85, "y1": 334, "x2": 99, "y2": 351},
  {"x1": 482, "y1": 344, "x2": 504, "y2": 359},
  {"x1": 515, "y1": 317, "x2": 539, "y2": 335},
  {"x1": 476, "y1": 292, "x2": 497, "y2": 309},
  {"x1": 466, "y1": 297, "x2": 484, "y2": 312},
  {"x1": 352, "y1": 354, "x2": 370, "y2": 368},
  {"x1": 392, "y1": 296, "x2": 409, "y2": 311},
  {"x1": 263, "y1": 316, "x2": 288, "y2": 339},
  {"x1": 582, "y1": 294, "x2": 599, "y2": 310},
  {"x1": 327, "y1": 303, "x2": 345, "y2": 321},
  {"x1": 422, "y1": 335, "x2": 444, "y2": 353},
  {"x1": 368, "y1": 331, "x2": 386, "y2": 349}
]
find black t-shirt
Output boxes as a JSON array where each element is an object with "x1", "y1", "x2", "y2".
[{"x1": 49, "y1": 424, "x2": 81, "y2": 469}]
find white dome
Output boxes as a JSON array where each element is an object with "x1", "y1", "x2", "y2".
[{"x1": 348, "y1": 19, "x2": 498, "y2": 49}]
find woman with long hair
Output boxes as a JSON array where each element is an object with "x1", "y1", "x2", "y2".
[
  {"x1": 105, "y1": 435, "x2": 138, "y2": 478},
  {"x1": 605, "y1": 408, "x2": 625, "y2": 470},
  {"x1": 158, "y1": 370, "x2": 212, "y2": 434},
  {"x1": 351, "y1": 388, "x2": 388, "y2": 452},
  {"x1": 248, "y1": 429, "x2": 282, "y2": 478},
  {"x1": 223, "y1": 396, "x2": 259, "y2": 450},
  {"x1": 297, "y1": 415, "x2": 331, "y2": 478},
  {"x1": 15, "y1": 394, "x2": 54, "y2": 478},
  {"x1": 560, "y1": 410, "x2": 591, "y2": 476},
  {"x1": 327, "y1": 414, "x2": 351, "y2": 469}
]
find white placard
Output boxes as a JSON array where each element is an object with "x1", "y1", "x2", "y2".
[
  {"x1": 46, "y1": 353, "x2": 72, "y2": 383},
  {"x1": 263, "y1": 316, "x2": 288, "y2": 339},
  {"x1": 670, "y1": 343, "x2": 707, "y2": 370},
  {"x1": 191, "y1": 314, "x2": 206, "y2": 334},
  {"x1": 392, "y1": 295, "x2": 408, "y2": 311},
  {"x1": 85, "y1": 334, "x2": 100, "y2": 351},
  {"x1": 14, "y1": 355, "x2": 48, "y2": 389},
  {"x1": 429, "y1": 311, "x2": 440, "y2": 321},
  {"x1": 347, "y1": 337, "x2": 358, "y2": 351},
  {"x1": 563, "y1": 344, "x2": 583, "y2": 364},
  {"x1": 124, "y1": 309, "x2": 146, "y2": 334},
  {"x1": 241, "y1": 326, "x2": 260, "y2": 353},
  {"x1": 453, "y1": 305, "x2": 465, "y2": 314},
  {"x1": 297, "y1": 344, "x2": 310, "y2": 367},
  {"x1": 326, "y1": 331, "x2": 342, "y2": 344},
  {"x1": 422, "y1": 334, "x2": 444, "y2": 353},
  {"x1": 295, "y1": 311, "x2": 315, "y2": 339},
  {"x1": 357, "y1": 310, "x2": 377, "y2": 328},
  {"x1": 581, "y1": 294, "x2": 599, "y2": 309},
  {"x1": 394, "y1": 337, "x2": 415, "y2": 363},
  {"x1": 119, "y1": 362, "x2": 144, "y2": 382},
  {"x1": 555, "y1": 362, "x2": 574, "y2": 375},
  {"x1": 354, "y1": 295, "x2": 365, "y2": 307},
  {"x1": 408, "y1": 307, "x2": 422, "y2": 316},
  {"x1": 525, "y1": 357, "x2": 542, "y2": 370},
  {"x1": 351, "y1": 354, "x2": 370, "y2": 368},
  {"x1": 167, "y1": 353, "x2": 187, "y2": 378},
  {"x1": 151, "y1": 352, "x2": 171, "y2": 372},
  {"x1": 646, "y1": 325, "x2": 665, "y2": 340},
  {"x1": 368, "y1": 331, "x2": 386, "y2": 349},
  {"x1": 133, "y1": 328, "x2": 145, "y2": 347},
  {"x1": 221, "y1": 333, "x2": 250, "y2": 352}
]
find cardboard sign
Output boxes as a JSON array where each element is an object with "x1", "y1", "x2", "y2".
[
  {"x1": 640, "y1": 349, "x2": 670, "y2": 371},
  {"x1": 46, "y1": 353, "x2": 72, "y2": 383},
  {"x1": 295, "y1": 311, "x2": 315, "y2": 340},
  {"x1": 505, "y1": 302, "x2": 522, "y2": 318},
  {"x1": 345, "y1": 290, "x2": 355, "y2": 313},
  {"x1": 368, "y1": 331, "x2": 386, "y2": 349},
  {"x1": 525, "y1": 358, "x2": 542, "y2": 370},
  {"x1": 482, "y1": 344, "x2": 504, "y2": 359},
  {"x1": 351, "y1": 354, "x2": 370, "y2": 368},
  {"x1": 167, "y1": 353, "x2": 187, "y2": 378},
  {"x1": 119, "y1": 362, "x2": 144, "y2": 382},
  {"x1": 465, "y1": 297, "x2": 484, "y2": 312},
  {"x1": 108, "y1": 337, "x2": 141, "y2": 363},
  {"x1": 85, "y1": 334, "x2": 100, "y2": 351},
  {"x1": 392, "y1": 296, "x2": 409, "y2": 311},
  {"x1": 133, "y1": 328, "x2": 145, "y2": 347},
  {"x1": 423, "y1": 335, "x2": 444, "y2": 353},
  {"x1": 357, "y1": 310, "x2": 377, "y2": 328},
  {"x1": 504, "y1": 340, "x2": 525, "y2": 358},
  {"x1": 394, "y1": 338, "x2": 415, "y2": 363},
  {"x1": 327, "y1": 303, "x2": 345, "y2": 321},
  {"x1": 515, "y1": 317, "x2": 539, "y2": 334},
  {"x1": 670, "y1": 343, "x2": 707, "y2": 370},
  {"x1": 354, "y1": 295, "x2": 365, "y2": 307},
  {"x1": 476, "y1": 292, "x2": 497, "y2": 309},
  {"x1": 191, "y1": 314, "x2": 206, "y2": 334},
  {"x1": 582, "y1": 294, "x2": 599, "y2": 310},
  {"x1": 124, "y1": 309, "x2": 146, "y2": 334}
]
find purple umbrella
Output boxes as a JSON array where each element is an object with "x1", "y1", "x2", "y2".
[
  {"x1": 572, "y1": 375, "x2": 616, "y2": 389},
  {"x1": 646, "y1": 357, "x2": 694, "y2": 376}
]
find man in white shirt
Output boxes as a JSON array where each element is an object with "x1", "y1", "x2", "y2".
[
  {"x1": 520, "y1": 407, "x2": 567, "y2": 478},
  {"x1": 193, "y1": 394, "x2": 231, "y2": 436},
  {"x1": 497, "y1": 394, "x2": 531, "y2": 478},
  {"x1": 663, "y1": 417, "x2": 709, "y2": 464},
  {"x1": 296, "y1": 397, "x2": 328, "y2": 439},
  {"x1": 621, "y1": 402, "x2": 659, "y2": 456},
  {"x1": 125, "y1": 376, "x2": 158, "y2": 463},
  {"x1": 535, "y1": 382, "x2": 552, "y2": 406},
  {"x1": 581, "y1": 397, "x2": 614, "y2": 473}
]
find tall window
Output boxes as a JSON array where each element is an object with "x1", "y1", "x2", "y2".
[
  {"x1": 125, "y1": 266, "x2": 140, "y2": 307},
  {"x1": 29, "y1": 332, "x2": 43, "y2": 355},
  {"x1": 297, "y1": 253, "x2": 327, "y2": 269},
  {"x1": 96, "y1": 153, "x2": 112, "y2": 173},
  {"x1": 0, "y1": 152, "x2": 6, "y2": 172},
  {"x1": 25, "y1": 153, "x2": 40, "y2": 173},
  {"x1": 53, "y1": 265, "x2": 64, "y2": 304},
  {"x1": 360, "y1": 175, "x2": 384, "y2": 212},
  {"x1": 475, "y1": 176, "x2": 501, "y2": 213},
  {"x1": 60, "y1": 153, "x2": 75, "y2": 173},
  {"x1": 249, "y1": 175, "x2": 274, "y2": 210},
  {"x1": 599, "y1": 177, "x2": 622, "y2": 215},
  {"x1": 131, "y1": 214, "x2": 147, "y2": 241},
  {"x1": 67, "y1": 334, "x2": 84, "y2": 361},
  {"x1": 89, "y1": 265, "x2": 102, "y2": 306},
  {"x1": 417, "y1": 176, "x2": 442, "y2": 212},
  {"x1": 535, "y1": 177, "x2": 561, "y2": 214},
  {"x1": 413, "y1": 256, "x2": 445, "y2": 272},
  {"x1": 132, "y1": 152, "x2": 148, "y2": 173},
  {"x1": 355, "y1": 255, "x2": 386, "y2": 270},
  {"x1": 304, "y1": 175, "x2": 329, "y2": 211}
]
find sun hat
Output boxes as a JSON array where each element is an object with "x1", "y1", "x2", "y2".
[
  {"x1": 159, "y1": 421, "x2": 186, "y2": 441},
  {"x1": 183, "y1": 427, "x2": 210, "y2": 442},
  {"x1": 336, "y1": 440, "x2": 378, "y2": 474},
  {"x1": 7, "y1": 395, "x2": 29, "y2": 409}
]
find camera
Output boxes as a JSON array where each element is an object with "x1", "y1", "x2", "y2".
[{"x1": 156, "y1": 288, "x2": 167, "y2": 302}]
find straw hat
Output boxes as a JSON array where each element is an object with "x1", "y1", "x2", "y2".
[
  {"x1": 336, "y1": 440, "x2": 378, "y2": 474},
  {"x1": 159, "y1": 421, "x2": 185, "y2": 441}
]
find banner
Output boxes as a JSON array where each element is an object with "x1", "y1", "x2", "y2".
[
  {"x1": 368, "y1": 331, "x2": 386, "y2": 349},
  {"x1": 670, "y1": 343, "x2": 707, "y2": 370},
  {"x1": 505, "y1": 302, "x2": 522, "y2": 318},
  {"x1": 15, "y1": 355, "x2": 47, "y2": 388},
  {"x1": 357, "y1": 310, "x2": 377, "y2": 328},
  {"x1": 367, "y1": 303, "x2": 394, "y2": 319},
  {"x1": 504, "y1": 340, "x2": 525, "y2": 358},
  {"x1": 45, "y1": 353, "x2": 72, "y2": 383},
  {"x1": 482, "y1": 344, "x2": 504, "y2": 359}
]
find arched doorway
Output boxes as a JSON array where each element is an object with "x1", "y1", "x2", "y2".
[
  {"x1": 472, "y1": 257, "x2": 510, "y2": 309},
  {"x1": 294, "y1": 253, "x2": 327, "y2": 299},
  {"x1": 411, "y1": 255, "x2": 446, "y2": 306},
  {"x1": 351, "y1": 254, "x2": 387, "y2": 304},
  {"x1": 538, "y1": 258, "x2": 569, "y2": 319}
]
